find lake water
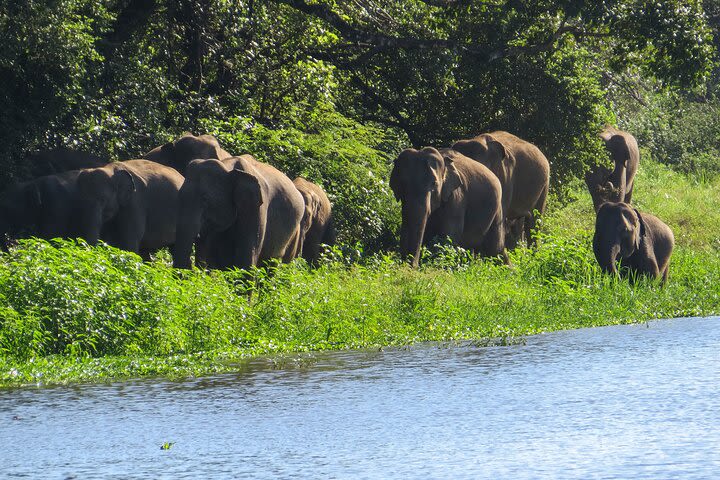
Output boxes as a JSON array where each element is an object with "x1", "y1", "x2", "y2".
[{"x1": 1, "y1": 316, "x2": 719, "y2": 479}]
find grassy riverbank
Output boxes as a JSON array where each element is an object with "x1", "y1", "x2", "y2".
[{"x1": 1, "y1": 159, "x2": 719, "y2": 387}]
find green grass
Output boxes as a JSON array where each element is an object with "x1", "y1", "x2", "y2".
[{"x1": 1, "y1": 159, "x2": 719, "y2": 387}]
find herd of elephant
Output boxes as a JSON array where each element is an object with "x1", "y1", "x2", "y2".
[
  {"x1": 0, "y1": 127, "x2": 674, "y2": 282},
  {"x1": 0, "y1": 135, "x2": 334, "y2": 269},
  {"x1": 391, "y1": 127, "x2": 674, "y2": 283}
]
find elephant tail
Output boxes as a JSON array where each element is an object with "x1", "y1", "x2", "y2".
[
  {"x1": 282, "y1": 226, "x2": 302, "y2": 263},
  {"x1": 534, "y1": 182, "x2": 548, "y2": 216}
]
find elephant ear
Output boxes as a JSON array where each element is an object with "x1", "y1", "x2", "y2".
[
  {"x1": 441, "y1": 156, "x2": 462, "y2": 201},
  {"x1": 231, "y1": 169, "x2": 264, "y2": 208},
  {"x1": 632, "y1": 208, "x2": 645, "y2": 251},
  {"x1": 113, "y1": 168, "x2": 136, "y2": 204},
  {"x1": 487, "y1": 138, "x2": 507, "y2": 166}
]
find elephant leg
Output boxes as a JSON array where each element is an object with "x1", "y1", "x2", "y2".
[
  {"x1": 282, "y1": 227, "x2": 301, "y2": 263},
  {"x1": 203, "y1": 230, "x2": 234, "y2": 270},
  {"x1": 113, "y1": 207, "x2": 145, "y2": 254},
  {"x1": 437, "y1": 207, "x2": 464, "y2": 247},
  {"x1": 504, "y1": 217, "x2": 523, "y2": 250},
  {"x1": 661, "y1": 263, "x2": 670, "y2": 286},
  {"x1": 304, "y1": 229, "x2": 324, "y2": 265},
  {"x1": 639, "y1": 255, "x2": 661, "y2": 280},
  {"x1": 481, "y1": 217, "x2": 511, "y2": 265}
]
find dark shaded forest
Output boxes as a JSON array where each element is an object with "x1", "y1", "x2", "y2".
[{"x1": 2, "y1": 0, "x2": 719, "y2": 248}]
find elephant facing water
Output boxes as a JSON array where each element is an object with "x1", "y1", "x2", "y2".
[
  {"x1": 173, "y1": 155, "x2": 304, "y2": 270},
  {"x1": 593, "y1": 202, "x2": 674, "y2": 284},
  {"x1": 390, "y1": 147, "x2": 507, "y2": 267},
  {"x1": 75, "y1": 160, "x2": 184, "y2": 259}
]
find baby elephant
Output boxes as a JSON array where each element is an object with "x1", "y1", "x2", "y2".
[{"x1": 593, "y1": 202, "x2": 674, "y2": 284}]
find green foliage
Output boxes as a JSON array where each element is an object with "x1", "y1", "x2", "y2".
[
  {"x1": 2, "y1": 157, "x2": 720, "y2": 386},
  {"x1": 0, "y1": 239, "x2": 251, "y2": 358},
  {"x1": 1, "y1": 0, "x2": 715, "y2": 195},
  {"x1": 0, "y1": 0, "x2": 111, "y2": 183},
  {"x1": 611, "y1": 80, "x2": 720, "y2": 177},
  {"x1": 199, "y1": 112, "x2": 403, "y2": 249}
]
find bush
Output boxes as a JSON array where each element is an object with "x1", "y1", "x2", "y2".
[
  {"x1": 610, "y1": 80, "x2": 720, "y2": 177},
  {"x1": 199, "y1": 112, "x2": 404, "y2": 251},
  {"x1": 0, "y1": 239, "x2": 251, "y2": 358}
]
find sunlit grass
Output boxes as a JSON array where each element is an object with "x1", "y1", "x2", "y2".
[{"x1": 0, "y1": 158, "x2": 718, "y2": 387}]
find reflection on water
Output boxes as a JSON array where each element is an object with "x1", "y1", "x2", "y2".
[{"x1": 2, "y1": 317, "x2": 720, "y2": 479}]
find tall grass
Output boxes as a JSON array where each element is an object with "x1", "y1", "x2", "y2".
[{"x1": 1, "y1": 158, "x2": 719, "y2": 386}]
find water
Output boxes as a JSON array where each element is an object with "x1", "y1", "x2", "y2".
[{"x1": 1, "y1": 316, "x2": 719, "y2": 479}]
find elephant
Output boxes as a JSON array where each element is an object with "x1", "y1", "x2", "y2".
[
  {"x1": 75, "y1": 160, "x2": 184, "y2": 259},
  {"x1": 0, "y1": 170, "x2": 82, "y2": 249},
  {"x1": 172, "y1": 155, "x2": 305, "y2": 270},
  {"x1": 451, "y1": 131, "x2": 550, "y2": 247},
  {"x1": 389, "y1": 147, "x2": 508, "y2": 267},
  {"x1": 586, "y1": 127, "x2": 640, "y2": 212},
  {"x1": 142, "y1": 133, "x2": 232, "y2": 175},
  {"x1": 24, "y1": 148, "x2": 108, "y2": 179},
  {"x1": 292, "y1": 177, "x2": 336, "y2": 264},
  {"x1": 593, "y1": 202, "x2": 674, "y2": 284}
]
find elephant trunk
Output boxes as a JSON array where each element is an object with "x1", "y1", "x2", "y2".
[
  {"x1": 597, "y1": 240, "x2": 621, "y2": 275},
  {"x1": 400, "y1": 194, "x2": 431, "y2": 268},
  {"x1": 173, "y1": 191, "x2": 203, "y2": 269}
]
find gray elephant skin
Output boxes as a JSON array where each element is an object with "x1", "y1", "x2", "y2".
[
  {"x1": 143, "y1": 133, "x2": 232, "y2": 175},
  {"x1": 173, "y1": 155, "x2": 305, "y2": 270},
  {"x1": 0, "y1": 170, "x2": 82, "y2": 248},
  {"x1": 452, "y1": 131, "x2": 550, "y2": 247},
  {"x1": 593, "y1": 202, "x2": 674, "y2": 284},
  {"x1": 389, "y1": 147, "x2": 507, "y2": 267},
  {"x1": 293, "y1": 177, "x2": 335, "y2": 264},
  {"x1": 24, "y1": 148, "x2": 108, "y2": 179},
  {"x1": 75, "y1": 160, "x2": 185, "y2": 259},
  {"x1": 586, "y1": 127, "x2": 640, "y2": 212}
]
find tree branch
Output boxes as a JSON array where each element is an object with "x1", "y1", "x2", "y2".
[
  {"x1": 349, "y1": 76, "x2": 422, "y2": 144},
  {"x1": 276, "y1": 0, "x2": 610, "y2": 63}
]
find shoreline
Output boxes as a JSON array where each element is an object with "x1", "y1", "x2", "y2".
[
  {"x1": 2, "y1": 160, "x2": 719, "y2": 388},
  {"x1": 2, "y1": 301, "x2": 718, "y2": 388}
]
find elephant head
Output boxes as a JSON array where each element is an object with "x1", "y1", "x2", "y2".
[
  {"x1": 76, "y1": 166, "x2": 136, "y2": 244},
  {"x1": 143, "y1": 134, "x2": 231, "y2": 175},
  {"x1": 389, "y1": 147, "x2": 462, "y2": 267},
  {"x1": 593, "y1": 202, "x2": 644, "y2": 275},
  {"x1": 451, "y1": 135, "x2": 510, "y2": 180},
  {"x1": 173, "y1": 159, "x2": 265, "y2": 269}
]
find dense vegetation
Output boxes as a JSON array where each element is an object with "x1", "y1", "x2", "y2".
[
  {"x1": 2, "y1": 1, "x2": 720, "y2": 385},
  {"x1": 1, "y1": 158, "x2": 719, "y2": 386},
  {"x1": 3, "y1": 0, "x2": 720, "y2": 249}
]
